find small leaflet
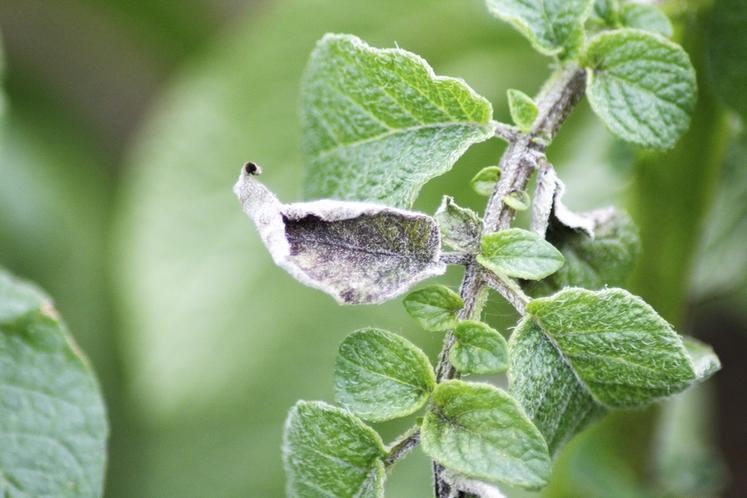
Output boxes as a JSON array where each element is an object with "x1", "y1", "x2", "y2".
[
  {"x1": 234, "y1": 167, "x2": 446, "y2": 305},
  {"x1": 434, "y1": 196, "x2": 483, "y2": 252}
]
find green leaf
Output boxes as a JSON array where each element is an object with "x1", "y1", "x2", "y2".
[
  {"x1": 583, "y1": 29, "x2": 697, "y2": 149},
  {"x1": 284, "y1": 401, "x2": 386, "y2": 498},
  {"x1": 509, "y1": 318, "x2": 606, "y2": 455},
  {"x1": 526, "y1": 287, "x2": 696, "y2": 408},
  {"x1": 435, "y1": 196, "x2": 483, "y2": 252},
  {"x1": 0, "y1": 270, "x2": 108, "y2": 497},
  {"x1": 235, "y1": 171, "x2": 446, "y2": 305},
  {"x1": 707, "y1": 0, "x2": 747, "y2": 118},
  {"x1": 403, "y1": 285, "x2": 464, "y2": 332},
  {"x1": 537, "y1": 208, "x2": 640, "y2": 293},
  {"x1": 620, "y1": 3, "x2": 672, "y2": 38},
  {"x1": 471, "y1": 166, "x2": 501, "y2": 196},
  {"x1": 477, "y1": 228, "x2": 564, "y2": 280},
  {"x1": 507, "y1": 89, "x2": 538, "y2": 130},
  {"x1": 682, "y1": 336, "x2": 720, "y2": 382},
  {"x1": 334, "y1": 328, "x2": 435, "y2": 422},
  {"x1": 502, "y1": 189, "x2": 531, "y2": 211},
  {"x1": 301, "y1": 33, "x2": 496, "y2": 208},
  {"x1": 421, "y1": 380, "x2": 551, "y2": 489},
  {"x1": 486, "y1": 0, "x2": 595, "y2": 57},
  {"x1": 449, "y1": 320, "x2": 509, "y2": 375},
  {"x1": 592, "y1": 0, "x2": 620, "y2": 26}
]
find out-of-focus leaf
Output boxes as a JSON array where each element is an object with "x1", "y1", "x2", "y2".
[
  {"x1": 403, "y1": 285, "x2": 464, "y2": 332},
  {"x1": 591, "y1": 0, "x2": 620, "y2": 26},
  {"x1": 0, "y1": 269, "x2": 108, "y2": 497},
  {"x1": 471, "y1": 166, "x2": 501, "y2": 196},
  {"x1": 507, "y1": 88, "x2": 537, "y2": 130},
  {"x1": 283, "y1": 401, "x2": 386, "y2": 498},
  {"x1": 434, "y1": 196, "x2": 482, "y2": 252},
  {"x1": 583, "y1": 29, "x2": 697, "y2": 149},
  {"x1": 619, "y1": 4, "x2": 672, "y2": 38},
  {"x1": 334, "y1": 328, "x2": 435, "y2": 422},
  {"x1": 235, "y1": 170, "x2": 445, "y2": 304},
  {"x1": 421, "y1": 380, "x2": 551, "y2": 489},
  {"x1": 301, "y1": 34, "x2": 496, "y2": 208},
  {"x1": 707, "y1": 0, "x2": 747, "y2": 118}
]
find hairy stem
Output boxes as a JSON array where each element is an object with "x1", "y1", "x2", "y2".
[
  {"x1": 432, "y1": 64, "x2": 587, "y2": 498},
  {"x1": 383, "y1": 426, "x2": 421, "y2": 468}
]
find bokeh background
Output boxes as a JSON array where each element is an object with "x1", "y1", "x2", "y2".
[{"x1": 0, "y1": 0, "x2": 745, "y2": 496}]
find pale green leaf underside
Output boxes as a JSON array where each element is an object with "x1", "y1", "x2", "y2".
[
  {"x1": 526, "y1": 287, "x2": 696, "y2": 408},
  {"x1": 509, "y1": 318, "x2": 606, "y2": 455},
  {"x1": 471, "y1": 166, "x2": 501, "y2": 196},
  {"x1": 478, "y1": 228, "x2": 564, "y2": 280},
  {"x1": 301, "y1": 33, "x2": 495, "y2": 208},
  {"x1": 620, "y1": 4, "x2": 672, "y2": 38},
  {"x1": 486, "y1": 0, "x2": 594, "y2": 57},
  {"x1": 435, "y1": 196, "x2": 483, "y2": 252},
  {"x1": 0, "y1": 270, "x2": 108, "y2": 498},
  {"x1": 507, "y1": 89, "x2": 538, "y2": 130},
  {"x1": 584, "y1": 29, "x2": 697, "y2": 149},
  {"x1": 403, "y1": 285, "x2": 464, "y2": 332},
  {"x1": 682, "y1": 336, "x2": 721, "y2": 382},
  {"x1": 284, "y1": 401, "x2": 386, "y2": 498},
  {"x1": 335, "y1": 328, "x2": 435, "y2": 422},
  {"x1": 421, "y1": 380, "x2": 551, "y2": 490},
  {"x1": 450, "y1": 320, "x2": 509, "y2": 375}
]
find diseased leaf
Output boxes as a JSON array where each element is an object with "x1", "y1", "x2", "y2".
[
  {"x1": 435, "y1": 196, "x2": 483, "y2": 252},
  {"x1": 450, "y1": 320, "x2": 509, "y2": 375},
  {"x1": 234, "y1": 169, "x2": 446, "y2": 305},
  {"x1": 0, "y1": 270, "x2": 108, "y2": 498},
  {"x1": 335, "y1": 328, "x2": 435, "y2": 422},
  {"x1": 584, "y1": 29, "x2": 697, "y2": 149},
  {"x1": 477, "y1": 228, "x2": 564, "y2": 280},
  {"x1": 682, "y1": 336, "x2": 721, "y2": 382},
  {"x1": 403, "y1": 285, "x2": 464, "y2": 332},
  {"x1": 283, "y1": 401, "x2": 386, "y2": 498},
  {"x1": 707, "y1": 0, "x2": 747, "y2": 118},
  {"x1": 471, "y1": 166, "x2": 501, "y2": 196},
  {"x1": 509, "y1": 318, "x2": 606, "y2": 455},
  {"x1": 507, "y1": 89, "x2": 538, "y2": 131},
  {"x1": 486, "y1": 0, "x2": 595, "y2": 57},
  {"x1": 301, "y1": 33, "x2": 496, "y2": 208},
  {"x1": 421, "y1": 380, "x2": 551, "y2": 490},
  {"x1": 537, "y1": 208, "x2": 640, "y2": 292},
  {"x1": 526, "y1": 288, "x2": 697, "y2": 408},
  {"x1": 620, "y1": 3, "x2": 672, "y2": 37}
]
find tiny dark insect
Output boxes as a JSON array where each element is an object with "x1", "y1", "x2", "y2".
[{"x1": 244, "y1": 161, "x2": 262, "y2": 175}]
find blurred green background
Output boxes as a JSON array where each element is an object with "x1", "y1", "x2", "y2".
[{"x1": 0, "y1": 0, "x2": 745, "y2": 496}]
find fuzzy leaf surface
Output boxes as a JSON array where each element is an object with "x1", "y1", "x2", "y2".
[
  {"x1": 584, "y1": 29, "x2": 697, "y2": 149},
  {"x1": 507, "y1": 89, "x2": 538, "y2": 130},
  {"x1": 301, "y1": 33, "x2": 495, "y2": 208},
  {"x1": 421, "y1": 380, "x2": 551, "y2": 490},
  {"x1": 477, "y1": 228, "x2": 564, "y2": 280},
  {"x1": 335, "y1": 328, "x2": 435, "y2": 422},
  {"x1": 234, "y1": 170, "x2": 445, "y2": 305},
  {"x1": 403, "y1": 285, "x2": 464, "y2": 332},
  {"x1": 509, "y1": 318, "x2": 606, "y2": 455},
  {"x1": 450, "y1": 320, "x2": 509, "y2": 375},
  {"x1": 682, "y1": 336, "x2": 720, "y2": 382},
  {"x1": 620, "y1": 4, "x2": 672, "y2": 37},
  {"x1": 435, "y1": 196, "x2": 483, "y2": 252},
  {"x1": 284, "y1": 401, "x2": 386, "y2": 498},
  {"x1": 0, "y1": 270, "x2": 108, "y2": 498},
  {"x1": 486, "y1": 0, "x2": 594, "y2": 57},
  {"x1": 526, "y1": 288, "x2": 696, "y2": 408}
]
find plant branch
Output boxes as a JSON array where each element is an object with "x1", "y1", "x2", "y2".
[
  {"x1": 483, "y1": 272, "x2": 530, "y2": 315},
  {"x1": 432, "y1": 64, "x2": 587, "y2": 498},
  {"x1": 383, "y1": 426, "x2": 420, "y2": 468}
]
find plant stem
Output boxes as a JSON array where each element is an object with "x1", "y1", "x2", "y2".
[
  {"x1": 432, "y1": 64, "x2": 587, "y2": 498},
  {"x1": 383, "y1": 426, "x2": 421, "y2": 468}
]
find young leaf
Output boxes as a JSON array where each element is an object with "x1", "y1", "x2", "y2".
[
  {"x1": 502, "y1": 189, "x2": 531, "y2": 211},
  {"x1": 403, "y1": 285, "x2": 464, "y2": 332},
  {"x1": 509, "y1": 318, "x2": 606, "y2": 455},
  {"x1": 486, "y1": 0, "x2": 595, "y2": 58},
  {"x1": 421, "y1": 380, "x2": 551, "y2": 489},
  {"x1": 477, "y1": 228, "x2": 564, "y2": 280},
  {"x1": 507, "y1": 89, "x2": 538, "y2": 131},
  {"x1": 435, "y1": 196, "x2": 483, "y2": 252},
  {"x1": 0, "y1": 270, "x2": 108, "y2": 497},
  {"x1": 583, "y1": 29, "x2": 697, "y2": 149},
  {"x1": 335, "y1": 328, "x2": 436, "y2": 422},
  {"x1": 620, "y1": 3, "x2": 673, "y2": 37},
  {"x1": 234, "y1": 168, "x2": 446, "y2": 305},
  {"x1": 526, "y1": 287, "x2": 697, "y2": 408},
  {"x1": 682, "y1": 336, "x2": 721, "y2": 382},
  {"x1": 471, "y1": 166, "x2": 502, "y2": 196},
  {"x1": 283, "y1": 401, "x2": 386, "y2": 498},
  {"x1": 301, "y1": 33, "x2": 496, "y2": 208},
  {"x1": 449, "y1": 320, "x2": 509, "y2": 375},
  {"x1": 707, "y1": 0, "x2": 747, "y2": 118}
]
